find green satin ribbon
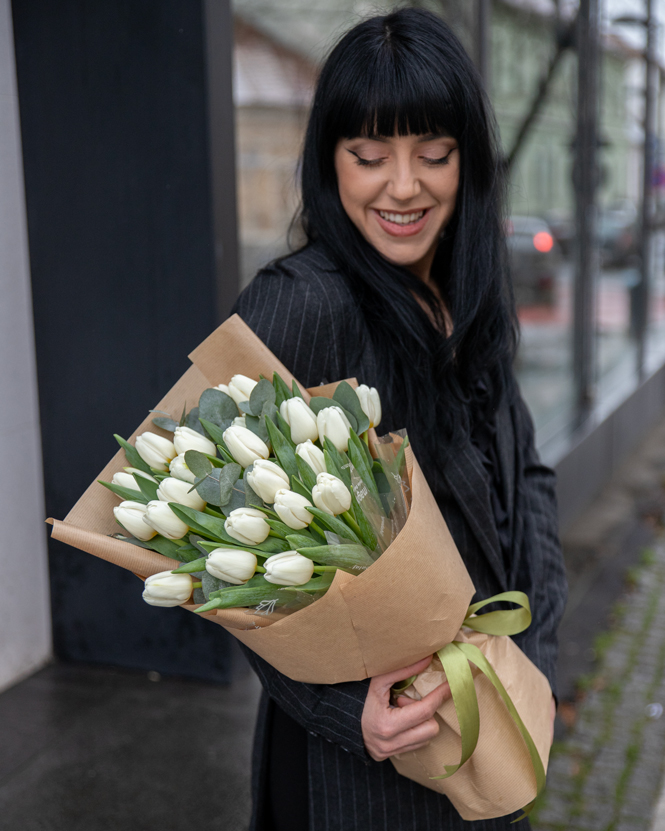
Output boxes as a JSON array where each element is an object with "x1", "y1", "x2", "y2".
[{"x1": 430, "y1": 591, "x2": 545, "y2": 821}]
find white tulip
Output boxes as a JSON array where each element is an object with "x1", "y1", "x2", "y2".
[
  {"x1": 263, "y1": 551, "x2": 314, "y2": 586},
  {"x1": 215, "y1": 383, "x2": 232, "y2": 396},
  {"x1": 279, "y1": 398, "x2": 319, "y2": 444},
  {"x1": 227, "y1": 374, "x2": 257, "y2": 406},
  {"x1": 223, "y1": 424, "x2": 270, "y2": 468},
  {"x1": 312, "y1": 472, "x2": 352, "y2": 516},
  {"x1": 316, "y1": 406, "x2": 352, "y2": 453},
  {"x1": 135, "y1": 432, "x2": 176, "y2": 471},
  {"x1": 173, "y1": 426, "x2": 217, "y2": 457},
  {"x1": 356, "y1": 384, "x2": 382, "y2": 428},
  {"x1": 113, "y1": 501, "x2": 157, "y2": 541},
  {"x1": 169, "y1": 453, "x2": 197, "y2": 484},
  {"x1": 143, "y1": 500, "x2": 189, "y2": 540},
  {"x1": 224, "y1": 507, "x2": 270, "y2": 546},
  {"x1": 296, "y1": 440, "x2": 327, "y2": 476},
  {"x1": 142, "y1": 571, "x2": 193, "y2": 607},
  {"x1": 232, "y1": 415, "x2": 247, "y2": 428},
  {"x1": 112, "y1": 468, "x2": 156, "y2": 493},
  {"x1": 156, "y1": 476, "x2": 206, "y2": 511},
  {"x1": 205, "y1": 548, "x2": 257, "y2": 584},
  {"x1": 246, "y1": 459, "x2": 290, "y2": 503},
  {"x1": 273, "y1": 489, "x2": 313, "y2": 530}
]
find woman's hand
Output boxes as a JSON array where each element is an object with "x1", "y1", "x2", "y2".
[{"x1": 361, "y1": 655, "x2": 451, "y2": 762}]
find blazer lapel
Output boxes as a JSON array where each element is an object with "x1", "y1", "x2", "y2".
[{"x1": 443, "y1": 438, "x2": 508, "y2": 591}]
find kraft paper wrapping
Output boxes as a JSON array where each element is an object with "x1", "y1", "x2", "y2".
[
  {"x1": 391, "y1": 629, "x2": 553, "y2": 820},
  {"x1": 49, "y1": 314, "x2": 475, "y2": 684}
]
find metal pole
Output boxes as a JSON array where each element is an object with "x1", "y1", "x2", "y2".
[
  {"x1": 573, "y1": 0, "x2": 600, "y2": 424},
  {"x1": 476, "y1": 0, "x2": 491, "y2": 87},
  {"x1": 637, "y1": 0, "x2": 656, "y2": 379}
]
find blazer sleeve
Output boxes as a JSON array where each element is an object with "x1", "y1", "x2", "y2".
[
  {"x1": 230, "y1": 258, "x2": 372, "y2": 760},
  {"x1": 510, "y1": 389, "x2": 568, "y2": 702}
]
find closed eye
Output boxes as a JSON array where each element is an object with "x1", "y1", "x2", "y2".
[
  {"x1": 347, "y1": 149, "x2": 385, "y2": 167},
  {"x1": 422, "y1": 148, "x2": 457, "y2": 166}
]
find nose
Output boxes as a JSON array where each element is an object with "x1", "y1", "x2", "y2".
[{"x1": 386, "y1": 157, "x2": 421, "y2": 202}]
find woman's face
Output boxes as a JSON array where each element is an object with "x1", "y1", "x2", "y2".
[{"x1": 334, "y1": 132, "x2": 459, "y2": 279}]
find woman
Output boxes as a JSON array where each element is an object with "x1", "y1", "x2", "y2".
[{"x1": 231, "y1": 8, "x2": 567, "y2": 831}]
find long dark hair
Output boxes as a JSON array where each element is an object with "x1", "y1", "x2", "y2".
[{"x1": 298, "y1": 8, "x2": 517, "y2": 488}]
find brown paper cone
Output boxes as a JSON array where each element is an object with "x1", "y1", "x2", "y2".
[
  {"x1": 49, "y1": 314, "x2": 475, "y2": 684},
  {"x1": 390, "y1": 630, "x2": 553, "y2": 820}
]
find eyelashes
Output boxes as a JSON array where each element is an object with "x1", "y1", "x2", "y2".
[{"x1": 347, "y1": 148, "x2": 456, "y2": 167}]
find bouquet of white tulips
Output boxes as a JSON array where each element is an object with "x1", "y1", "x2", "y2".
[
  {"x1": 99, "y1": 369, "x2": 405, "y2": 620},
  {"x1": 49, "y1": 314, "x2": 553, "y2": 822}
]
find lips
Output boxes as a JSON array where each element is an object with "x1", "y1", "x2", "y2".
[{"x1": 373, "y1": 208, "x2": 431, "y2": 237}]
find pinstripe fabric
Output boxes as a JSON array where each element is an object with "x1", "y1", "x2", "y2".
[{"x1": 231, "y1": 243, "x2": 568, "y2": 831}]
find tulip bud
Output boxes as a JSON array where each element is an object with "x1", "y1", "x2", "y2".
[
  {"x1": 223, "y1": 424, "x2": 270, "y2": 468},
  {"x1": 232, "y1": 415, "x2": 247, "y2": 428},
  {"x1": 356, "y1": 384, "x2": 382, "y2": 428},
  {"x1": 316, "y1": 406, "x2": 352, "y2": 453},
  {"x1": 227, "y1": 374, "x2": 257, "y2": 406},
  {"x1": 263, "y1": 551, "x2": 314, "y2": 586},
  {"x1": 173, "y1": 426, "x2": 217, "y2": 457},
  {"x1": 279, "y1": 398, "x2": 319, "y2": 444},
  {"x1": 135, "y1": 432, "x2": 177, "y2": 471},
  {"x1": 205, "y1": 548, "x2": 257, "y2": 585},
  {"x1": 246, "y1": 459, "x2": 290, "y2": 503},
  {"x1": 295, "y1": 440, "x2": 326, "y2": 476},
  {"x1": 156, "y1": 476, "x2": 206, "y2": 511},
  {"x1": 312, "y1": 472, "x2": 352, "y2": 516},
  {"x1": 169, "y1": 453, "x2": 197, "y2": 484},
  {"x1": 113, "y1": 501, "x2": 157, "y2": 541},
  {"x1": 142, "y1": 571, "x2": 193, "y2": 607},
  {"x1": 224, "y1": 507, "x2": 270, "y2": 546},
  {"x1": 273, "y1": 489, "x2": 313, "y2": 530},
  {"x1": 215, "y1": 383, "x2": 231, "y2": 396},
  {"x1": 111, "y1": 468, "x2": 157, "y2": 493},
  {"x1": 143, "y1": 500, "x2": 189, "y2": 540}
]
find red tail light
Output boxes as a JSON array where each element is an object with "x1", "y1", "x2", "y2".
[{"x1": 533, "y1": 231, "x2": 554, "y2": 253}]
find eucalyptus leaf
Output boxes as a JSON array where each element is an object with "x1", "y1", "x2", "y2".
[
  {"x1": 185, "y1": 449, "x2": 212, "y2": 478},
  {"x1": 219, "y1": 463, "x2": 242, "y2": 504},
  {"x1": 265, "y1": 417, "x2": 298, "y2": 477},
  {"x1": 151, "y1": 416, "x2": 178, "y2": 432},
  {"x1": 238, "y1": 401, "x2": 254, "y2": 415},
  {"x1": 333, "y1": 381, "x2": 370, "y2": 434},
  {"x1": 193, "y1": 587, "x2": 206, "y2": 605},
  {"x1": 262, "y1": 401, "x2": 280, "y2": 428},
  {"x1": 195, "y1": 468, "x2": 224, "y2": 506},
  {"x1": 273, "y1": 372, "x2": 293, "y2": 407},
  {"x1": 202, "y1": 571, "x2": 226, "y2": 600},
  {"x1": 249, "y1": 378, "x2": 276, "y2": 417},
  {"x1": 185, "y1": 407, "x2": 206, "y2": 436},
  {"x1": 99, "y1": 479, "x2": 148, "y2": 504},
  {"x1": 219, "y1": 481, "x2": 246, "y2": 515},
  {"x1": 114, "y1": 434, "x2": 152, "y2": 474},
  {"x1": 199, "y1": 388, "x2": 238, "y2": 427}
]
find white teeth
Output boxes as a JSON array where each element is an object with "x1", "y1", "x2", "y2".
[{"x1": 378, "y1": 210, "x2": 425, "y2": 225}]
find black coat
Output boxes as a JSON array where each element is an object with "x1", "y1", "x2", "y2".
[{"x1": 231, "y1": 242, "x2": 568, "y2": 831}]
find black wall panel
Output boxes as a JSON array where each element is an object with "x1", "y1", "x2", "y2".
[{"x1": 12, "y1": 0, "x2": 234, "y2": 681}]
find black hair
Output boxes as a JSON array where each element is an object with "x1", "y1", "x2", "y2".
[{"x1": 298, "y1": 8, "x2": 518, "y2": 488}]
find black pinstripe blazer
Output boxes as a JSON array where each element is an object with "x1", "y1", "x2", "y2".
[{"x1": 231, "y1": 242, "x2": 568, "y2": 831}]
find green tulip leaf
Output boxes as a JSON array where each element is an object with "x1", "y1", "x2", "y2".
[
  {"x1": 350, "y1": 491, "x2": 378, "y2": 551},
  {"x1": 169, "y1": 503, "x2": 229, "y2": 541},
  {"x1": 135, "y1": 534, "x2": 186, "y2": 560},
  {"x1": 172, "y1": 542, "x2": 204, "y2": 563},
  {"x1": 262, "y1": 400, "x2": 280, "y2": 429},
  {"x1": 265, "y1": 518, "x2": 292, "y2": 538},
  {"x1": 348, "y1": 431, "x2": 380, "y2": 501},
  {"x1": 292, "y1": 380, "x2": 305, "y2": 400},
  {"x1": 296, "y1": 543, "x2": 374, "y2": 570},
  {"x1": 134, "y1": 473, "x2": 159, "y2": 502},
  {"x1": 184, "y1": 449, "x2": 213, "y2": 478},
  {"x1": 306, "y1": 398, "x2": 358, "y2": 433},
  {"x1": 291, "y1": 476, "x2": 312, "y2": 501},
  {"x1": 249, "y1": 379, "x2": 276, "y2": 417},
  {"x1": 273, "y1": 372, "x2": 293, "y2": 407},
  {"x1": 245, "y1": 414, "x2": 270, "y2": 444},
  {"x1": 323, "y1": 438, "x2": 352, "y2": 489},
  {"x1": 372, "y1": 461, "x2": 391, "y2": 494},
  {"x1": 275, "y1": 411, "x2": 295, "y2": 446},
  {"x1": 171, "y1": 556, "x2": 208, "y2": 573},
  {"x1": 199, "y1": 418, "x2": 228, "y2": 448},
  {"x1": 98, "y1": 479, "x2": 149, "y2": 504},
  {"x1": 243, "y1": 467, "x2": 265, "y2": 509},
  {"x1": 203, "y1": 571, "x2": 335, "y2": 611},
  {"x1": 217, "y1": 443, "x2": 236, "y2": 465},
  {"x1": 185, "y1": 406, "x2": 207, "y2": 436},
  {"x1": 265, "y1": 417, "x2": 298, "y2": 478},
  {"x1": 295, "y1": 455, "x2": 318, "y2": 491},
  {"x1": 332, "y1": 381, "x2": 370, "y2": 434},
  {"x1": 285, "y1": 532, "x2": 319, "y2": 549},
  {"x1": 305, "y1": 506, "x2": 362, "y2": 544},
  {"x1": 114, "y1": 434, "x2": 153, "y2": 474},
  {"x1": 151, "y1": 416, "x2": 178, "y2": 432},
  {"x1": 323, "y1": 449, "x2": 343, "y2": 482},
  {"x1": 198, "y1": 388, "x2": 238, "y2": 428}
]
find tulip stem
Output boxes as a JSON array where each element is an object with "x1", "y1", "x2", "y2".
[
  {"x1": 341, "y1": 511, "x2": 363, "y2": 539},
  {"x1": 255, "y1": 566, "x2": 267, "y2": 573},
  {"x1": 361, "y1": 431, "x2": 370, "y2": 447},
  {"x1": 312, "y1": 566, "x2": 339, "y2": 573},
  {"x1": 204, "y1": 506, "x2": 225, "y2": 519},
  {"x1": 192, "y1": 582, "x2": 202, "y2": 588},
  {"x1": 309, "y1": 520, "x2": 327, "y2": 540}
]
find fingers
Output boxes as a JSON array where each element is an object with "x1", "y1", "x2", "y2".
[
  {"x1": 368, "y1": 716, "x2": 441, "y2": 761},
  {"x1": 372, "y1": 655, "x2": 434, "y2": 697},
  {"x1": 389, "y1": 680, "x2": 450, "y2": 732}
]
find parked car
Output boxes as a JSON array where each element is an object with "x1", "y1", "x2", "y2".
[
  {"x1": 598, "y1": 201, "x2": 638, "y2": 268},
  {"x1": 505, "y1": 215, "x2": 561, "y2": 306}
]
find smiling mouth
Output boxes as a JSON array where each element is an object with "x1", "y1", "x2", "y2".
[{"x1": 377, "y1": 209, "x2": 427, "y2": 226}]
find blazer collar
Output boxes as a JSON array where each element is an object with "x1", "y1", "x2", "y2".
[{"x1": 443, "y1": 436, "x2": 508, "y2": 591}]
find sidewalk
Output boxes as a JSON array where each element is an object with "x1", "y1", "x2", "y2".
[{"x1": 532, "y1": 539, "x2": 665, "y2": 831}]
